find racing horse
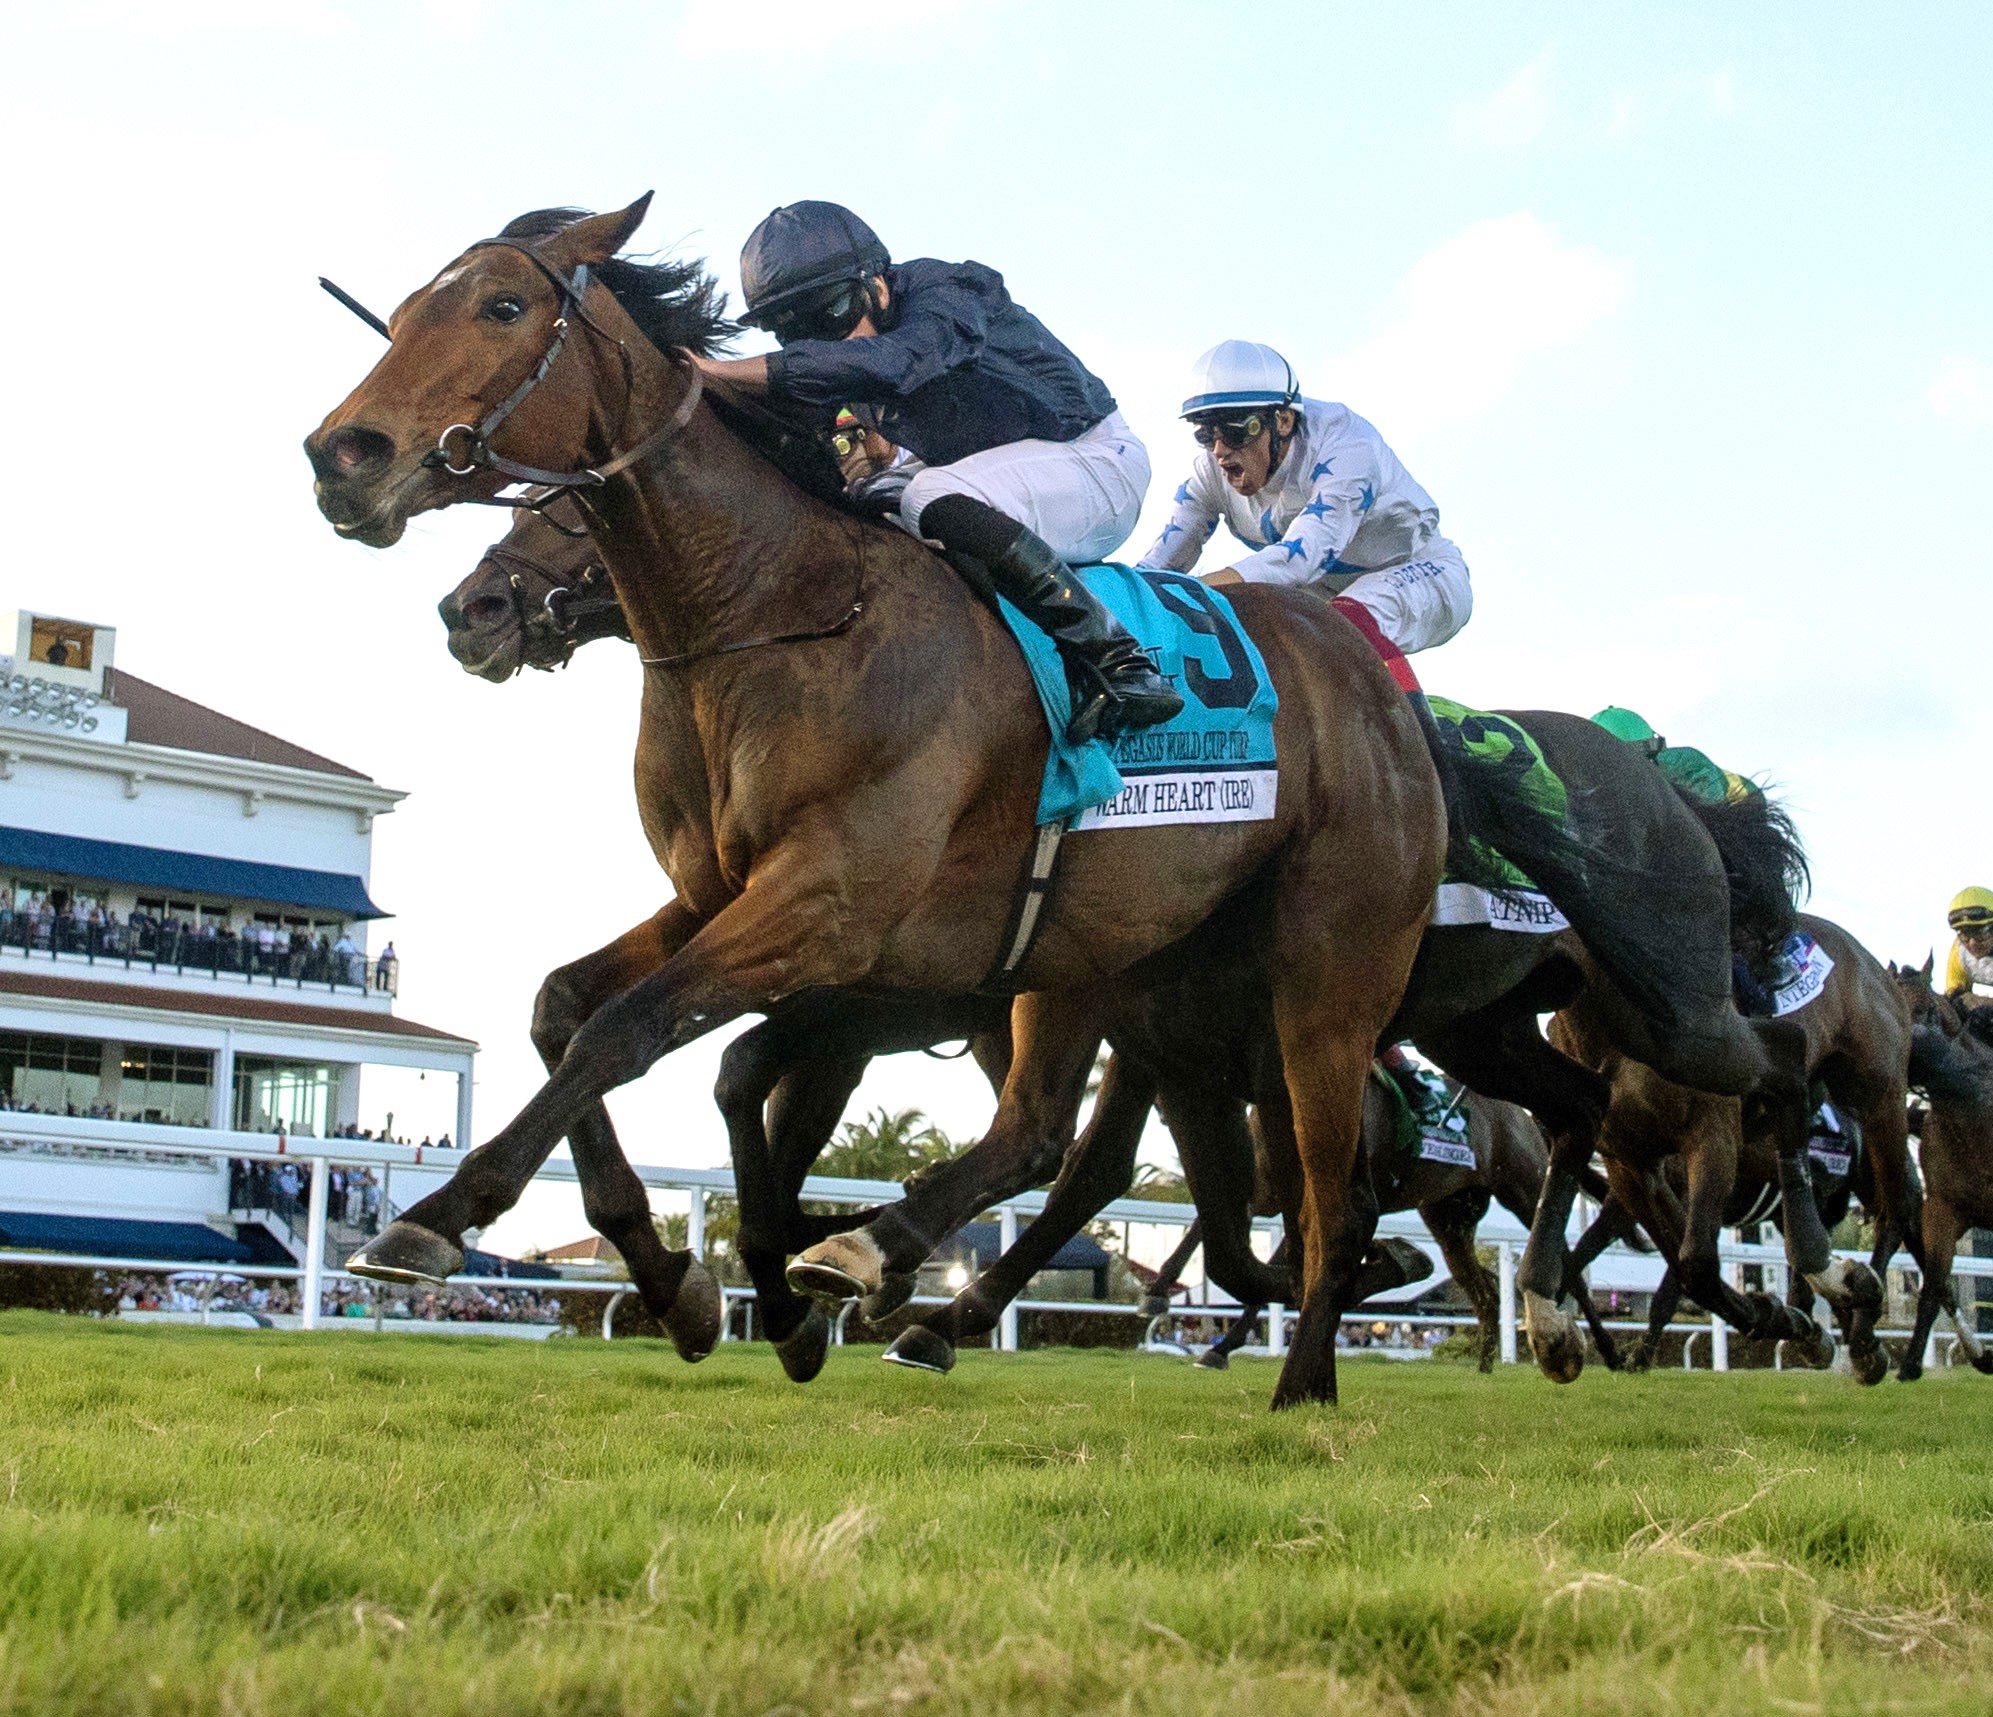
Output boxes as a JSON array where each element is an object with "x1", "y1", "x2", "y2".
[
  {"x1": 1885, "y1": 959, "x2": 1993, "y2": 1379},
  {"x1": 308, "y1": 196, "x2": 1489, "y2": 1409},
  {"x1": 431, "y1": 500, "x2": 1827, "y2": 1385},
  {"x1": 1549, "y1": 916, "x2": 1920, "y2": 1382}
]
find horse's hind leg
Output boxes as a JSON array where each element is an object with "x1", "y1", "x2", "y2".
[
  {"x1": 791, "y1": 990, "x2": 1104, "y2": 1301},
  {"x1": 1422, "y1": 1009, "x2": 1608, "y2": 1384},
  {"x1": 882, "y1": 1053, "x2": 1158, "y2": 1372},
  {"x1": 1422, "y1": 1189, "x2": 1499, "y2": 1370}
]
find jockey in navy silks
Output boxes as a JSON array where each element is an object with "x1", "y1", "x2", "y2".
[
  {"x1": 1139, "y1": 340, "x2": 1474, "y2": 659},
  {"x1": 691, "y1": 201, "x2": 1182, "y2": 743}
]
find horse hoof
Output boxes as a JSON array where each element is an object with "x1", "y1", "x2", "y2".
[
  {"x1": 881, "y1": 1325, "x2": 956, "y2": 1374},
  {"x1": 345, "y1": 1220, "x2": 463, "y2": 1287},
  {"x1": 1973, "y1": 1352, "x2": 1993, "y2": 1377},
  {"x1": 1523, "y1": 1291, "x2": 1585, "y2": 1384},
  {"x1": 1897, "y1": 1358, "x2": 1925, "y2": 1383},
  {"x1": 772, "y1": 1302, "x2": 830, "y2": 1384},
  {"x1": 1807, "y1": 1257, "x2": 1882, "y2": 1314},
  {"x1": 1850, "y1": 1342, "x2": 1890, "y2": 1387},
  {"x1": 1623, "y1": 1340, "x2": 1656, "y2": 1374},
  {"x1": 859, "y1": 1272, "x2": 917, "y2": 1322},
  {"x1": 787, "y1": 1230, "x2": 885, "y2": 1301},
  {"x1": 1193, "y1": 1347, "x2": 1230, "y2": 1370},
  {"x1": 1139, "y1": 1294, "x2": 1171, "y2": 1320},
  {"x1": 663, "y1": 1258, "x2": 723, "y2": 1363}
]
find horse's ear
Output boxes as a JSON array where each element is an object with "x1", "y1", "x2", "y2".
[
  {"x1": 547, "y1": 193, "x2": 653, "y2": 267},
  {"x1": 1922, "y1": 950, "x2": 1936, "y2": 984}
]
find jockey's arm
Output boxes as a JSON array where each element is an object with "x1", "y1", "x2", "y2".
[
  {"x1": 1210, "y1": 455, "x2": 1375, "y2": 590},
  {"x1": 763, "y1": 271, "x2": 996, "y2": 407},
  {"x1": 1136, "y1": 463, "x2": 1224, "y2": 573}
]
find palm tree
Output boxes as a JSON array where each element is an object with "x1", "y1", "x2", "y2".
[{"x1": 816, "y1": 1106, "x2": 958, "y2": 1181}]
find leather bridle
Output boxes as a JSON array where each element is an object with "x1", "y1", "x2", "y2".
[
  {"x1": 328, "y1": 241, "x2": 865, "y2": 668},
  {"x1": 421, "y1": 240, "x2": 709, "y2": 508}
]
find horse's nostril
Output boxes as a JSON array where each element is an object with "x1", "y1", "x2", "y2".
[
  {"x1": 320, "y1": 426, "x2": 396, "y2": 480},
  {"x1": 465, "y1": 595, "x2": 510, "y2": 629}
]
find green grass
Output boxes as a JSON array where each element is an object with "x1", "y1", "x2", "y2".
[{"x1": 2, "y1": 1313, "x2": 1991, "y2": 1714}]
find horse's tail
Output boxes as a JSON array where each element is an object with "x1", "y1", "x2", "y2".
[
  {"x1": 1414, "y1": 706, "x2": 1708, "y2": 1028},
  {"x1": 1673, "y1": 787, "x2": 1809, "y2": 967}
]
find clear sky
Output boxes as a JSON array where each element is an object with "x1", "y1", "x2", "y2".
[{"x1": 3, "y1": 3, "x2": 1987, "y2": 1252}]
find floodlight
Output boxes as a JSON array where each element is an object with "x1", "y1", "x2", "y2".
[{"x1": 944, "y1": 1264, "x2": 970, "y2": 1290}]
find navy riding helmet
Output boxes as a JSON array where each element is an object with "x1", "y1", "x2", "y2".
[{"x1": 739, "y1": 201, "x2": 890, "y2": 329}]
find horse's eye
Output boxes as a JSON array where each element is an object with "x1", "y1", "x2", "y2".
[{"x1": 484, "y1": 295, "x2": 526, "y2": 324}]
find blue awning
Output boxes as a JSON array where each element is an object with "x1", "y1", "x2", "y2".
[
  {"x1": 0, "y1": 1210, "x2": 253, "y2": 1263},
  {"x1": 0, "y1": 827, "x2": 387, "y2": 920}
]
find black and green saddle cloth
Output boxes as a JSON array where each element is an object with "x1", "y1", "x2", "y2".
[{"x1": 1426, "y1": 698, "x2": 1572, "y2": 933}]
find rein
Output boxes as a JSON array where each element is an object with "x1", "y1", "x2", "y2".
[{"x1": 637, "y1": 536, "x2": 867, "y2": 672}]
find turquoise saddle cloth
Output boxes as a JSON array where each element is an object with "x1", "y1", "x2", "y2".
[{"x1": 995, "y1": 564, "x2": 1279, "y2": 827}]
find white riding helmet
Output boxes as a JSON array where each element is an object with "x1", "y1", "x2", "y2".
[{"x1": 1180, "y1": 340, "x2": 1302, "y2": 417}]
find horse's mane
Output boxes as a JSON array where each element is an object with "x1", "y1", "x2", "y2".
[
  {"x1": 495, "y1": 208, "x2": 851, "y2": 507},
  {"x1": 497, "y1": 207, "x2": 736, "y2": 356}
]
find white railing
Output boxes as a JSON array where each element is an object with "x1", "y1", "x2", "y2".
[{"x1": 0, "y1": 1110, "x2": 1986, "y2": 1364}]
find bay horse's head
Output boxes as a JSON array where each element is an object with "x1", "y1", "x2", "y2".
[
  {"x1": 438, "y1": 494, "x2": 626, "y2": 682},
  {"x1": 305, "y1": 195, "x2": 665, "y2": 548}
]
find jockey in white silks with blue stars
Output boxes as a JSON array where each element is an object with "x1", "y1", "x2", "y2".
[{"x1": 1138, "y1": 341, "x2": 1473, "y2": 657}]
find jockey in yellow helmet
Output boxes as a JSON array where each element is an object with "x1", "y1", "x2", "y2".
[{"x1": 1944, "y1": 887, "x2": 1993, "y2": 1001}]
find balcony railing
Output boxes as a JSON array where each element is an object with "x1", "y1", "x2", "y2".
[{"x1": 0, "y1": 914, "x2": 397, "y2": 996}]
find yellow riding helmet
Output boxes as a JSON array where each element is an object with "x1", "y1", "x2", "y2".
[{"x1": 1948, "y1": 886, "x2": 1993, "y2": 930}]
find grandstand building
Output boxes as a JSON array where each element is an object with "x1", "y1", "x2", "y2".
[{"x1": 0, "y1": 609, "x2": 475, "y2": 1270}]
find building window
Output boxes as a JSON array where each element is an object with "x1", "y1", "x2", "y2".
[
  {"x1": 0, "y1": 1031, "x2": 104, "y2": 1115},
  {"x1": 27, "y1": 617, "x2": 94, "y2": 672},
  {"x1": 118, "y1": 1044, "x2": 214, "y2": 1127},
  {"x1": 234, "y1": 1056, "x2": 336, "y2": 1139}
]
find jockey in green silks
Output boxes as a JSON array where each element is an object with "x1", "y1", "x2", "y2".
[{"x1": 1591, "y1": 706, "x2": 1761, "y2": 806}]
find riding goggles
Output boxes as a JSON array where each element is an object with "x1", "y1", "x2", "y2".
[
  {"x1": 1953, "y1": 911, "x2": 1993, "y2": 932},
  {"x1": 1190, "y1": 412, "x2": 1267, "y2": 450},
  {"x1": 759, "y1": 280, "x2": 872, "y2": 347}
]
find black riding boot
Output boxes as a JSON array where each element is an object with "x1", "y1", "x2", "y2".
[{"x1": 919, "y1": 495, "x2": 1184, "y2": 743}]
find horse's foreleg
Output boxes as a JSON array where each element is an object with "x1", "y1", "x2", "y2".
[
  {"x1": 712, "y1": 1015, "x2": 865, "y2": 1376},
  {"x1": 400, "y1": 857, "x2": 914, "y2": 1253},
  {"x1": 789, "y1": 990, "x2": 1104, "y2": 1300},
  {"x1": 353, "y1": 904, "x2": 721, "y2": 1353},
  {"x1": 1141, "y1": 1217, "x2": 1204, "y2": 1318},
  {"x1": 1901, "y1": 1201, "x2": 1966, "y2": 1382},
  {"x1": 1677, "y1": 1120, "x2": 1836, "y2": 1366},
  {"x1": 883, "y1": 1053, "x2": 1157, "y2": 1372}
]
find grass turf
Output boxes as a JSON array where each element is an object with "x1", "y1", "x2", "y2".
[{"x1": 1, "y1": 1313, "x2": 1990, "y2": 1714}]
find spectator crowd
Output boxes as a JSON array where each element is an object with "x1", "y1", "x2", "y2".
[
  {"x1": 0, "y1": 893, "x2": 399, "y2": 993},
  {"x1": 112, "y1": 1272, "x2": 563, "y2": 1325}
]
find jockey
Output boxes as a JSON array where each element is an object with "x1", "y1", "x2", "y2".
[
  {"x1": 692, "y1": 201, "x2": 1181, "y2": 743},
  {"x1": 1944, "y1": 888, "x2": 1993, "y2": 1004},
  {"x1": 1590, "y1": 707, "x2": 1761, "y2": 804},
  {"x1": 1138, "y1": 341, "x2": 1473, "y2": 657}
]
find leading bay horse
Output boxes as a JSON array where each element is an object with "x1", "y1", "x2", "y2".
[{"x1": 308, "y1": 195, "x2": 1464, "y2": 1408}]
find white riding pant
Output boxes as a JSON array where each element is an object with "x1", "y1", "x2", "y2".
[
  {"x1": 899, "y1": 410, "x2": 1151, "y2": 565},
  {"x1": 1332, "y1": 535, "x2": 1473, "y2": 655}
]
